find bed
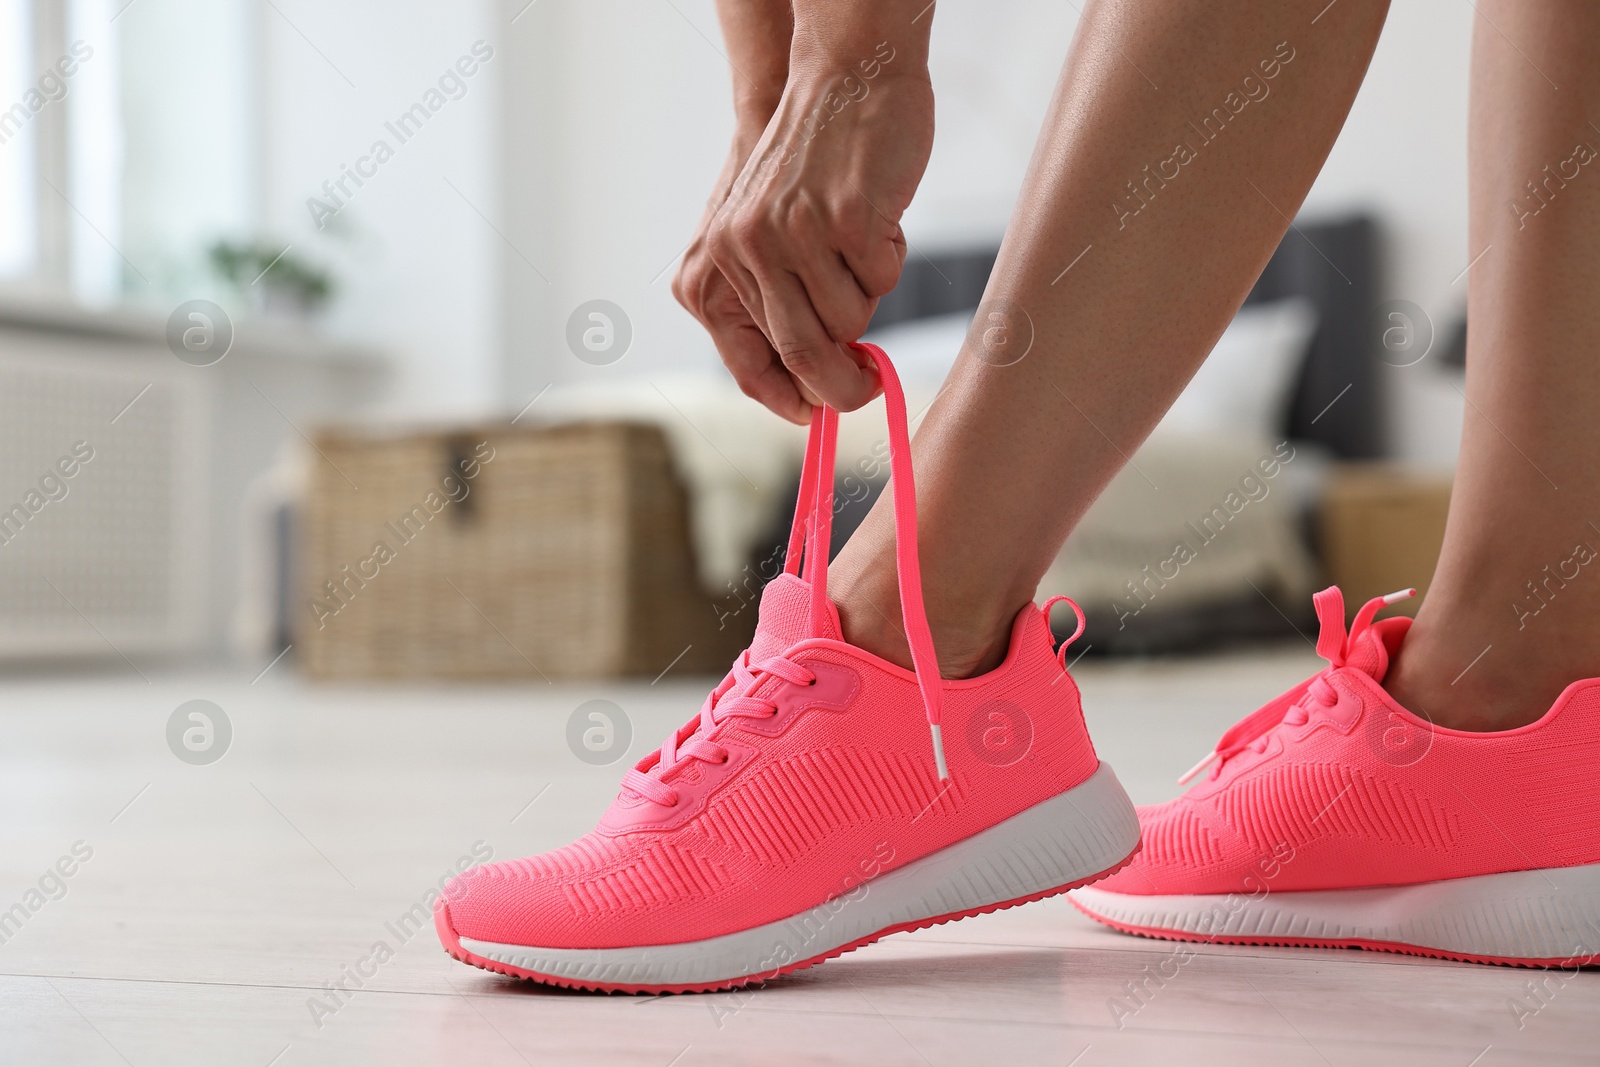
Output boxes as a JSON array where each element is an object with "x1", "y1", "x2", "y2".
[{"x1": 537, "y1": 214, "x2": 1382, "y2": 656}]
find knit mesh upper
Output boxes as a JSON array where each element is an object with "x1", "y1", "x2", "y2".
[
  {"x1": 1098, "y1": 591, "x2": 1600, "y2": 897},
  {"x1": 443, "y1": 574, "x2": 1102, "y2": 948}
]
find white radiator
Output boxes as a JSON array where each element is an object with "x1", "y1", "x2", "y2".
[{"x1": 0, "y1": 330, "x2": 208, "y2": 658}]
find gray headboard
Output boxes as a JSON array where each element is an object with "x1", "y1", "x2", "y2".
[{"x1": 868, "y1": 214, "x2": 1381, "y2": 459}]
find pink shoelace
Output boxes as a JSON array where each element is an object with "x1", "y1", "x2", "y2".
[
  {"x1": 622, "y1": 650, "x2": 818, "y2": 807},
  {"x1": 1177, "y1": 585, "x2": 1415, "y2": 785},
  {"x1": 624, "y1": 342, "x2": 950, "y2": 804}
]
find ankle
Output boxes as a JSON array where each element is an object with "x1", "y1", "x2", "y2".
[
  {"x1": 1383, "y1": 603, "x2": 1600, "y2": 731},
  {"x1": 1382, "y1": 655, "x2": 1541, "y2": 732},
  {"x1": 829, "y1": 562, "x2": 1019, "y2": 680}
]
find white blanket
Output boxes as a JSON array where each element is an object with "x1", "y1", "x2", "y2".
[{"x1": 535, "y1": 375, "x2": 1319, "y2": 624}]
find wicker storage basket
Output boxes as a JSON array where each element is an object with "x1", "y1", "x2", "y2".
[{"x1": 297, "y1": 421, "x2": 751, "y2": 679}]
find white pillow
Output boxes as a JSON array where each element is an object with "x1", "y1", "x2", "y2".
[
  {"x1": 863, "y1": 297, "x2": 1317, "y2": 442},
  {"x1": 1159, "y1": 296, "x2": 1318, "y2": 440}
]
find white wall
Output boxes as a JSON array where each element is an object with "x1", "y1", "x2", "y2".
[
  {"x1": 504, "y1": 0, "x2": 1474, "y2": 465},
  {"x1": 499, "y1": 0, "x2": 734, "y2": 407},
  {"x1": 258, "y1": 0, "x2": 502, "y2": 419}
]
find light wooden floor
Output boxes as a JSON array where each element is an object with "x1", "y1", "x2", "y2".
[{"x1": 5, "y1": 646, "x2": 1597, "y2": 1066}]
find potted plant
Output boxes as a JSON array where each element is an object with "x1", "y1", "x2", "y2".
[{"x1": 208, "y1": 240, "x2": 335, "y2": 319}]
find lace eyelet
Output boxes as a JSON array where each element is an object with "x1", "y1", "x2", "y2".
[{"x1": 806, "y1": 677, "x2": 817, "y2": 686}]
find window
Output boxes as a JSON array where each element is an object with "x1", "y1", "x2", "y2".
[
  {"x1": 0, "y1": 0, "x2": 38, "y2": 278},
  {"x1": 0, "y1": 0, "x2": 123, "y2": 303}
]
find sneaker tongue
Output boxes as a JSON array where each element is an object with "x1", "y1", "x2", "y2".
[
  {"x1": 747, "y1": 573, "x2": 842, "y2": 662},
  {"x1": 613, "y1": 574, "x2": 840, "y2": 811},
  {"x1": 1344, "y1": 617, "x2": 1410, "y2": 683}
]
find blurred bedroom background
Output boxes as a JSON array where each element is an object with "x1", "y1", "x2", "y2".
[{"x1": 0, "y1": 0, "x2": 1470, "y2": 683}]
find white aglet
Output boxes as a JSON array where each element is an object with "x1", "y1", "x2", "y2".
[
  {"x1": 1177, "y1": 749, "x2": 1218, "y2": 786},
  {"x1": 929, "y1": 723, "x2": 949, "y2": 781}
]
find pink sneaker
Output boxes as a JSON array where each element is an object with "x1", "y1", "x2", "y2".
[
  {"x1": 435, "y1": 343, "x2": 1140, "y2": 992},
  {"x1": 1072, "y1": 585, "x2": 1600, "y2": 967}
]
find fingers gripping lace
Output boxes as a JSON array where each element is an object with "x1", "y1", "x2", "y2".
[{"x1": 623, "y1": 652, "x2": 816, "y2": 807}]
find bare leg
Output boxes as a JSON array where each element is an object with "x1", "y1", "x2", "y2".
[
  {"x1": 830, "y1": 0, "x2": 1391, "y2": 676},
  {"x1": 1382, "y1": 1, "x2": 1600, "y2": 730}
]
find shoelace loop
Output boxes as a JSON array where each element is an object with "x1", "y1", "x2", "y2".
[
  {"x1": 625, "y1": 341, "x2": 951, "y2": 804},
  {"x1": 1177, "y1": 585, "x2": 1415, "y2": 785},
  {"x1": 781, "y1": 343, "x2": 948, "y2": 777}
]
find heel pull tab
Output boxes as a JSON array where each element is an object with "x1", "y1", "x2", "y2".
[{"x1": 1042, "y1": 595, "x2": 1087, "y2": 668}]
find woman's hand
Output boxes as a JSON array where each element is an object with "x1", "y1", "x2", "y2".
[
  {"x1": 704, "y1": 50, "x2": 934, "y2": 420},
  {"x1": 674, "y1": 2, "x2": 936, "y2": 423},
  {"x1": 673, "y1": 131, "x2": 812, "y2": 421}
]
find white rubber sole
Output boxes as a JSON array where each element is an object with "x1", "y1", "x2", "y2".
[
  {"x1": 451, "y1": 762, "x2": 1140, "y2": 991},
  {"x1": 1071, "y1": 861, "x2": 1600, "y2": 966}
]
